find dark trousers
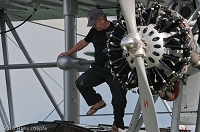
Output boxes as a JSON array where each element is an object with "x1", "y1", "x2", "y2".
[{"x1": 75, "y1": 63, "x2": 127, "y2": 129}]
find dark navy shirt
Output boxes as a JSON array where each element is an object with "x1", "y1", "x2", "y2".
[{"x1": 84, "y1": 22, "x2": 114, "y2": 67}]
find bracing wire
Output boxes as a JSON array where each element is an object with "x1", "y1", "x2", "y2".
[
  {"x1": 79, "y1": 111, "x2": 198, "y2": 117},
  {"x1": 5, "y1": 34, "x2": 64, "y2": 90},
  {"x1": 43, "y1": 100, "x2": 64, "y2": 121}
]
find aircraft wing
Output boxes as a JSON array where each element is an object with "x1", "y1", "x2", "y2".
[{"x1": 0, "y1": 0, "x2": 170, "y2": 21}]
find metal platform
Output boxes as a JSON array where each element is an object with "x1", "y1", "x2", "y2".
[{"x1": 11, "y1": 121, "x2": 192, "y2": 132}]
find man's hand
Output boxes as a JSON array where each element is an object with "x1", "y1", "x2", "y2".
[
  {"x1": 58, "y1": 52, "x2": 69, "y2": 57},
  {"x1": 57, "y1": 39, "x2": 89, "y2": 58}
]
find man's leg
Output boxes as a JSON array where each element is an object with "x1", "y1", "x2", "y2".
[
  {"x1": 75, "y1": 68, "x2": 105, "y2": 106},
  {"x1": 105, "y1": 74, "x2": 127, "y2": 130}
]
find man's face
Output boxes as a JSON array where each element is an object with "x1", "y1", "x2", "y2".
[{"x1": 93, "y1": 18, "x2": 104, "y2": 31}]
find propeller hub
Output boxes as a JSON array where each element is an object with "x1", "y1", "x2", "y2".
[{"x1": 121, "y1": 36, "x2": 138, "y2": 52}]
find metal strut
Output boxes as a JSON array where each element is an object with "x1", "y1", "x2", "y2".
[
  {"x1": 2, "y1": 11, "x2": 64, "y2": 120},
  {"x1": 0, "y1": 10, "x2": 15, "y2": 129}
]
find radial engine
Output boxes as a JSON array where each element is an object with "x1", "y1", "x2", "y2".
[{"x1": 104, "y1": 2, "x2": 200, "y2": 101}]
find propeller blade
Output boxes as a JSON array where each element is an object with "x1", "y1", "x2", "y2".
[
  {"x1": 134, "y1": 57, "x2": 159, "y2": 132},
  {"x1": 119, "y1": 0, "x2": 160, "y2": 131},
  {"x1": 119, "y1": 0, "x2": 138, "y2": 35}
]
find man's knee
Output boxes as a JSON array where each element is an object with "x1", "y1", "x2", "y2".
[{"x1": 75, "y1": 76, "x2": 88, "y2": 90}]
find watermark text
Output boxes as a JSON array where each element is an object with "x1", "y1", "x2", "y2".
[{"x1": 4, "y1": 126, "x2": 47, "y2": 131}]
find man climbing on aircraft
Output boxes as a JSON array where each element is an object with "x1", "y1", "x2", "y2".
[{"x1": 58, "y1": 8, "x2": 127, "y2": 132}]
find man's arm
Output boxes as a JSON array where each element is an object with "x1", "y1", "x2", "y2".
[{"x1": 58, "y1": 39, "x2": 89, "y2": 57}]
